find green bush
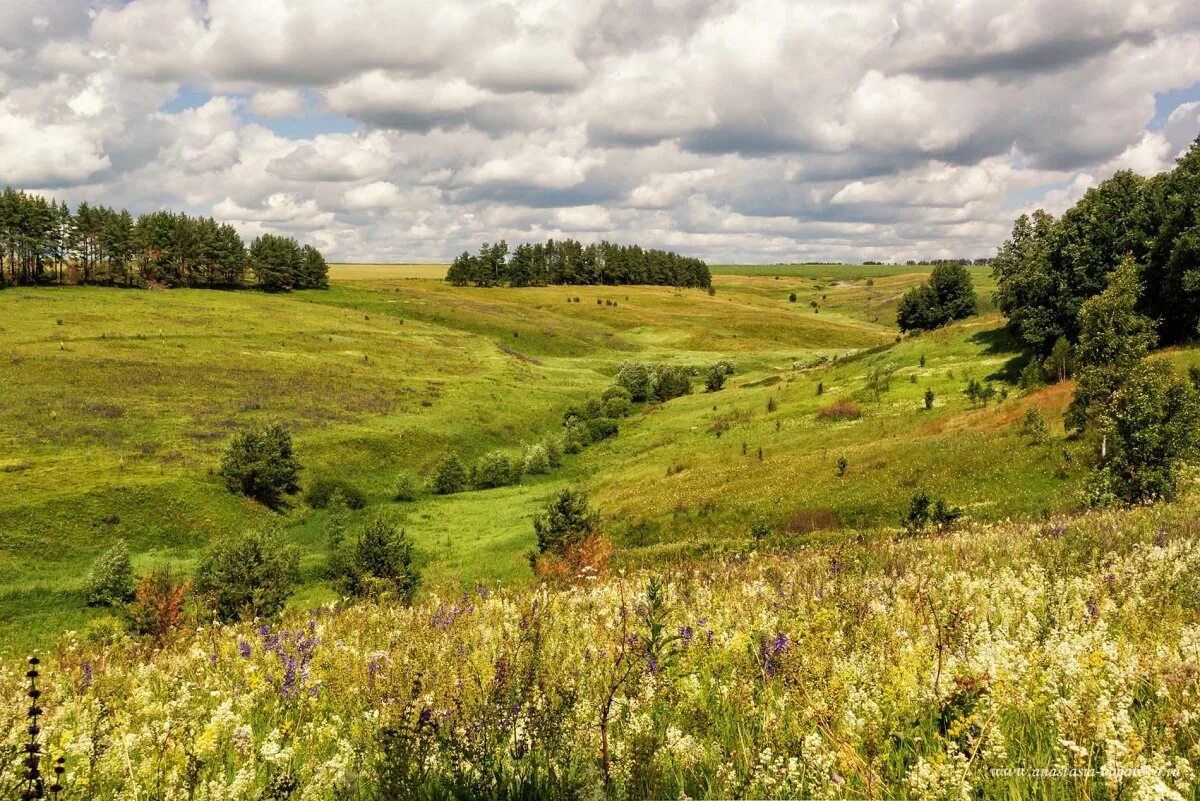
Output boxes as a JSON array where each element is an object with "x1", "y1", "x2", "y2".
[
  {"x1": 217, "y1": 423, "x2": 301, "y2": 506},
  {"x1": 305, "y1": 477, "x2": 366, "y2": 509},
  {"x1": 523, "y1": 443, "x2": 551, "y2": 475},
  {"x1": 582, "y1": 417, "x2": 619, "y2": 443},
  {"x1": 602, "y1": 395, "x2": 632, "y2": 418},
  {"x1": 431, "y1": 452, "x2": 469, "y2": 495},
  {"x1": 651, "y1": 364, "x2": 693, "y2": 401},
  {"x1": 704, "y1": 359, "x2": 735, "y2": 392},
  {"x1": 902, "y1": 491, "x2": 962, "y2": 535},
  {"x1": 532, "y1": 488, "x2": 600, "y2": 556},
  {"x1": 600, "y1": 385, "x2": 632, "y2": 404},
  {"x1": 615, "y1": 362, "x2": 653, "y2": 402},
  {"x1": 85, "y1": 540, "x2": 136, "y2": 607},
  {"x1": 195, "y1": 527, "x2": 300, "y2": 622},
  {"x1": 329, "y1": 518, "x2": 420, "y2": 602},
  {"x1": 473, "y1": 450, "x2": 523, "y2": 489},
  {"x1": 392, "y1": 473, "x2": 420, "y2": 502}
]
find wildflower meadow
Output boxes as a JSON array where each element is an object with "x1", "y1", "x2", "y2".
[{"x1": 5, "y1": 499, "x2": 1200, "y2": 800}]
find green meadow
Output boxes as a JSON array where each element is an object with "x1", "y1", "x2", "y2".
[{"x1": 0, "y1": 263, "x2": 1087, "y2": 652}]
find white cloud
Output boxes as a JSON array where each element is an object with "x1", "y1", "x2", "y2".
[{"x1": 3, "y1": 0, "x2": 1200, "y2": 262}]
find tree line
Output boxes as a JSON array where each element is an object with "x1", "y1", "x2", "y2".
[
  {"x1": 0, "y1": 187, "x2": 328, "y2": 290},
  {"x1": 446, "y1": 239, "x2": 711, "y2": 288},
  {"x1": 993, "y1": 136, "x2": 1200, "y2": 355},
  {"x1": 992, "y1": 135, "x2": 1200, "y2": 504}
]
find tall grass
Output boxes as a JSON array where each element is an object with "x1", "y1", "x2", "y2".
[{"x1": 5, "y1": 499, "x2": 1200, "y2": 798}]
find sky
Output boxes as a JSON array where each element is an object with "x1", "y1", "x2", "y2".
[{"x1": 3, "y1": 1, "x2": 1200, "y2": 264}]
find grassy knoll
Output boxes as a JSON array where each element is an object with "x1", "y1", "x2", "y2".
[{"x1": 0, "y1": 264, "x2": 1096, "y2": 652}]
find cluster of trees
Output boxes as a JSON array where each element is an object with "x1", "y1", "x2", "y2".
[
  {"x1": 446, "y1": 239, "x2": 711, "y2": 288},
  {"x1": 902, "y1": 258, "x2": 991, "y2": 266},
  {"x1": 991, "y1": 138, "x2": 1200, "y2": 504},
  {"x1": 896, "y1": 262, "x2": 977, "y2": 332},
  {"x1": 993, "y1": 137, "x2": 1200, "y2": 355},
  {"x1": 0, "y1": 187, "x2": 328, "y2": 290}
]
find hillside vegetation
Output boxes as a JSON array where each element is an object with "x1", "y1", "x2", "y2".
[
  {"x1": 0, "y1": 262, "x2": 1083, "y2": 654},
  {"x1": 5, "y1": 497, "x2": 1199, "y2": 799}
]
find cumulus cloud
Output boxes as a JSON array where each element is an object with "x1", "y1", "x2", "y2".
[{"x1": 4, "y1": 0, "x2": 1200, "y2": 262}]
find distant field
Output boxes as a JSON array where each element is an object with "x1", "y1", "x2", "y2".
[
  {"x1": 329, "y1": 262, "x2": 448, "y2": 280},
  {"x1": 0, "y1": 263, "x2": 1076, "y2": 652},
  {"x1": 711, "y1": 262, "x2": 993, "y2": 280}
]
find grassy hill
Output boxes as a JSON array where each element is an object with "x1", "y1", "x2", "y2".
[{"x1": 0, "y1": 263, "x2": 1094, "y2": 653}]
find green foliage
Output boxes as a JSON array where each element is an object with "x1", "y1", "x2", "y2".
[
  {"x1": 615, "y1": 361, "x2": 653, "y2": 402},
  {"x1": 1042, "y1": 336, "x2": 1074, "y2": 383},
  {"x1": 249, "y1": 233, "x2": 328, "y2": 290},
  {"x1": 1019, "y1": 409, "x2": 1048, "y2": 444},
  {"x1": 522, "y1": 443, "x2": 551, "y2": 475},
  {"x1": 329, "y1": 518, "x2": 421, "y2": 602},
  {"x1": 533, "y1": 488, "x2": 600, "y2": 556},
  {"x1": 431, "y1": 452, "x2": 469, "y2": 495},
  {"x1": 602, "y1": 394, "x2": 632, "y2": 418},
  {"x1": 305, "y1": 477, "x2": 366, "y2": 510},
  {"x1": 924, "y1": 388, "x2": 934, "y2": 410},
  {"x1": 443, "y1": 237, "x2": 711, "y2": 288},
  {"x1": 1065, "y1": 259, "x2": 1157, "y2": 432},
  {"x1": 864, "y1": 362, "x2": 897, "y2": 400},
  {"x1": 472, "y1": 450, "x2": 524, "y2": 489},
  {"x1": 392, "y1": 473, "x2": 420, "y2": 502},
  {"x1": 901, "y1": 491, "x2": 961, "y2": 534},
  {"x1": 896, "y1": 262, "x2": 977, "y2": 332},
  {"x1": 704, "y1": 359, "x2": 736, "y2": 392},
  {"x1": 651, "y1": 364, "x2": 693, "y2": 402},
  {"x1": 836, "y1": 456, "x2": 848, "y2": 477},
  {"x1": 217, "y1": 423, "x2": 301, "y2": 507},
  {"x1": 195, "y1": 527, "x2": 300, "y2": 622},
  {"x1": 85, "y1": 540, "x2": 136, "y2": 607},
  {"x1": 1091, "y1": 360, "x2": 1200, "y2": 505},
  {"x1": 963, "y1": 378, "x2": 997, "y2": 407}
]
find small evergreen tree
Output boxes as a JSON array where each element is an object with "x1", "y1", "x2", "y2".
[
  {"x1": 330, "y1": 518, "x2": 420, "y2": 602},
  {"x1": 85, "y1": 540, "x2": 136, "y2": 607},
  {"x1": 431, "y1": 452, "x2": 469, "y2": 495},
  {"x1": 195, "y1": 527, "x2": 300, "y2": 622},
  {"x1": 532, "y1": 488, "x2": 600, "y2": 556},
  {"x1": 218, "y1": 423, "x2": 301, "y2": 507}
]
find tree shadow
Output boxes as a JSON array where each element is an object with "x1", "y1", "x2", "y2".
[{"x1": 968, "y1": 325, "x2": 1029, "y2": 383}]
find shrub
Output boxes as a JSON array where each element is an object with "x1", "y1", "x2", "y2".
[
  {"x1": 704, "y1": 359, "x2": 735, "y2": 392},
  {"x1": 837, "y1": 456, "x2": 848, "y2": 477},
  {"x1": 788, "y1": 292, "x2": 797, "y2": 302},
  {"x1": 615, "y1": 361, "x2": 653, "y2": 402},
  {"x1": 544, "y1": 437, "x2": 564, "y2": 467},
  {"x1": 392, "y1": 473, "x2": 420, "y2": 502},
  {"x1": 817, "y1": 399, "x2": 862, "y2": 421},
  {"x1": 766, "y1": 396, "x2": 778, "y2": 413},
  {"x1": 330, "y1": 518, "x2": 421, "y2": 602},
  {"x1": 431, "y1": 452, "x2": 469, "y2": 495},
  {"x1": 865, "y1": 362, "x2": 897, "y2": 400},
  {"x1": 85, "y1": 540, "x2": 136, "y2": 607},
  {"x1": 924, "y1": 388, "x2": 935, "y2": 410},
  {"x1": 902, "y1": 491, "x2": 962, "y2": 534},
  {"x1": 523, "y1": 443, "x2": 551, "y2": 475},
  {"x1": 532, "y1": 488, "x2": 600, "y2": 556},
  {"x1": 305, "y1": 477, "x2": 366, "y2": 509},
  {"x1": 472, "y1": 450, "x2": 523, "y2": 489},
  {"x1": 195, "y1": 527, "x2": 300, "y2": 622},
  {"x1": 651, "y1": 364, "x2": 693, "y2": 402},
  {"x1": 218, "y1": 423, "x2": 301, "y2": 506},
  {"x1": 127, "y1": 569, "x2": 190, "y2": 643},
  {"x1": 529, "y1": 488, "x2": 609, "y2": 579},
  {"x1": 582, "y1": 417, "x2": 619, "y2": 443},
  {"x1": 601, "y1": 385, "x2": 632, "y2": 404},
  {"x1": 602, "y1": 395, "x2": 632, "y2": 418},
  {"x1": 1020, "y1": 409, "x2": 1048, "y2": 443}
]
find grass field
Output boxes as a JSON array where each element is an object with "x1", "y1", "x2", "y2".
[{"x1": 0, "y1": 264, "x2": 1087, "y2": 653}]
